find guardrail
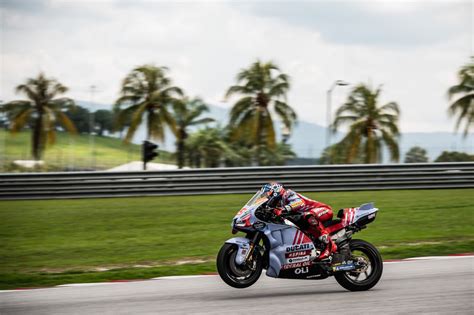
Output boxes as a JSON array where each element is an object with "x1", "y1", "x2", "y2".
[{"x1": 0, "y1": 162, "x2": 473, "y2": 200}]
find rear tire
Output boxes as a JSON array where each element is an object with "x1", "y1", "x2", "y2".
[
  {"x1": 216, "y1": 243, "x2": 262, "y2": 289},
  {"x1": 334, "y1": 239, "x2": 383, "y2": 291}
]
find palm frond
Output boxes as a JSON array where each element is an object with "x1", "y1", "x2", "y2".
[
  {"x1": 225, "y1": 85, "x2": 250, "y2": 99},
  {"x1": 229, "y1": 97, "x2": 254, "y2": 125},
  {"x1": 449, "y1": 95, "x2": 473, "y2": 133},
  {"x1": 274, "y1": 100, "x2": 297, "y2": 131},
  {"x1": 147, "y1": 111, "x2": 166, "y2": 141},
  {"x1": 161, "y1": 107, "x2": 177, "y2": 136},
  {"x1": 15, "y1": 84, "x2": 38, "y2": 103},
  {"x1": 10, "y1": 108, "x2": 34, "y2": 132},
  {"x1": 379, "y1": 101, "x2": 400, "y2": 115},
  {"x1": 2, "y1": 100, "x2": 32, "y2": 113},
  {"x1": 268, "y1": 82, "x2": 289, "y2": 98},
  {"x1": 115, "y1": 95, "x2": 142, "y2": 107},
  {"x1": 381, "y1": 129, "x2": 400, "y2": 162},
  {"x1": 262, "y1": 110, "x2": 276, "y2": 149},
  {"x1": 124, "y1": 103, "x2": 147, "y2": 143},
  {"x1": 56, "y1": 111, "x2": 78, "y2": 134},
  {"x1": 188, "y1": 117, "x2": 215, "y2": 126}
]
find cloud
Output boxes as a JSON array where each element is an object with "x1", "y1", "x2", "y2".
[
  {"x1": 0, "y1": 0, "x2": 471, "y2": 134},
  {"x1": 0, "y1": 0, "x2": 48, "y2": 12},
  {"x1": 241, "y1": 0, "x2": 471, "y2": 47}
]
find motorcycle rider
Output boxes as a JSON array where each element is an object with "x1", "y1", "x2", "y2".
[{"x1": 261, "y1": 182, "x2": 337, "y2": 261}]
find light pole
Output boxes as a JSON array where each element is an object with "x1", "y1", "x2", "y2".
[
  {"x1": 89, "y1": 85, "x2": 97, "y2": 170},
  {"x1": 0, "y1": 100, "x2": 5, "y2": 170},
  {"x1": 326, "y1": 80, "x2": 349, "y2": 149}
]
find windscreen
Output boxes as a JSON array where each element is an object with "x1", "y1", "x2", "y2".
[{"x1": 245, "y1": 191, "x2": 268, "y2": 207}]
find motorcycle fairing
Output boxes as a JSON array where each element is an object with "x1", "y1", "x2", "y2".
[
  {"x1": 260, "y1": 222, "x2": 320, "y2": 278},
  {"x1": 355, "y1": 202, "x2": 378, "y2": 222},
  {"x1": 227, "y1": 217, "x2": 320, "y2": 278},
  {"x1": 224, "y1": 237, "x2": 252, "y2": 265},
  {"x1": 327, "y1": 203, "x2": 379, "y2": 234}
]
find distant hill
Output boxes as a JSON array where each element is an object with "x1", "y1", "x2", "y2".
[
  {"x1": 205, "y1": 104, "x2": 473, "y2": 161},
  {"x1": 77, "y1": 100, "x2": 473, "y2": 162},
  {"x1": 1, "y1": 130, "x2": 174, "y2": 171},
  {"x1": 286, "y1": 120, "x2": 473, "y2": 161}
]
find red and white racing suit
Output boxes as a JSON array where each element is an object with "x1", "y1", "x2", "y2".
[{"x1": 280, "y1": 190, "x2": 337, "y2": 260}]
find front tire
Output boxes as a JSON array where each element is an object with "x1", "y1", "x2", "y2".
[
  {"x1": 334, "y1": 239, "x2": 383, "y2": 291},
  {"x1": 216, "y1": 243, "x2": 263, "y2": 289}
]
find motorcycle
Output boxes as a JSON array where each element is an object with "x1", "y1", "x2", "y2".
[{"x1": 216, "y1": 190, "x2": 383, "y2": 291}]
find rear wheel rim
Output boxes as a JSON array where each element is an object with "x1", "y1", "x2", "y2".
[{"x1": 343, "y1": 248, "x2": 377, "y2": 284}]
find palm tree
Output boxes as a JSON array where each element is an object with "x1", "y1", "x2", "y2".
[
  {"x1": 319, "y1": 142, "x2": 365, "y2": 165},
  {"x1": 185, "y1": 127, "x2": 236, "y2": 168},
  {"x1": 332, "y1": 84, "x2": 400, "y2": 164},
  {"x1": 1, "y1": 73, "x2": 76, "y2": 160},
  {"x1": 448, "y1": 57, "x2": 474, "y2": 136},
  {"x1": 225, "y1": 60, "x2": 297, "y2": 165},
  {"x1": 260, "y1": 142, "x2": 296, "y2": 166},
  {"x1": 115, "y1": 65, "x2": 183, "y2": 143},
  {"x1": 172, "y1": 97, "x2": 214, "y2": 168}
]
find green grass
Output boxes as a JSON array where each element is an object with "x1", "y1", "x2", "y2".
[
  {"x1": 0, "y1": 189, "x2": 473, "y2": 289},
  {"x1": 0, "y1": 130, "x2": 174, "y2": 171}
]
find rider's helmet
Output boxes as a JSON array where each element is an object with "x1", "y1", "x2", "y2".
[{"x1": 261, "y1": 182, "x2": 285, "y2": 207}]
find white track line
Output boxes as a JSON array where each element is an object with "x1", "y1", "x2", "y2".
[
  {"x1": 153, "y1": 275, "x2": 214, "y2": 280},
  {"x1": 404, "y1": 255, "x2": 473, "y2": 261},
  {"x1": 384, "y1": 255, "x2": 473, "y2": 264},
  {"x1": 1, "y1": 255, "x2": 472, "y2": 292},
  {"x1": 57, "y1": 282, "x2": 117, "y2": 287}
]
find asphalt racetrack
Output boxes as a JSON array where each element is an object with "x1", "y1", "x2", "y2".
[{"x1": 1, "y1": 256, "x2": 473, "y2": 314}]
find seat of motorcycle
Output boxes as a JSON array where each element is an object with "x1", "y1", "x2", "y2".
[
  {"x1": 323, "y1": 219, "x2": 341, "y2": 228},
  {"x1": 337, "y1": 209, "x2": 344, "y2": 218}
]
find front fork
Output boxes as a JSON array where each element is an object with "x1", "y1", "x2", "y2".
[{"x1": 244, "y1": 232, "x2": 262, "y2": 269}]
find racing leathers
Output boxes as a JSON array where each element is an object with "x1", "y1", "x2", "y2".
[{"x1": 276, "y1": 190, "x2": 337, "y2": 260}]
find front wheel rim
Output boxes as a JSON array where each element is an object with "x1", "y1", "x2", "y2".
[{"x1": 226, "y1": 247, "x2": 258, "y2": 282}]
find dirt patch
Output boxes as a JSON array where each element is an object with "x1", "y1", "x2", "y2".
[{"x1": 38, "y1": 258, "x2": 214, "y2": 274}]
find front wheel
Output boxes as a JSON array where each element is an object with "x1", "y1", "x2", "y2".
[
  {"x1": 334, "y1": 239, "x2": 383, "y2": 291},
  {"x1": 216, "y1": 243, "x2": 263, "y2": 289}
]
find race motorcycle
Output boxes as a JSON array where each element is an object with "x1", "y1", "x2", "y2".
[{"x1": 217, "y1": 191, "x2": 383, "y2": 291}]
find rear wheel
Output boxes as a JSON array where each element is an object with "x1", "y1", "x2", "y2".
[
  {"x1": 216, "y1": 243, "x2": 263, "y2": 289},
  {"x1": 334, "y1": 239, "x2": 383, "y2": 291}
]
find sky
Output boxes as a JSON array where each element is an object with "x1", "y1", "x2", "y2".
[{"x1": 0, "y1": 0, "x2": 472, "y2": 133}]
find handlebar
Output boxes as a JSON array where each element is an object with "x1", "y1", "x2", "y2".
[{"x1": 255, "y1": 206, "x2": 305, "y2": 225}]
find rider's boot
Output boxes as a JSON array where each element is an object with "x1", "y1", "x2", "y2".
[
  {"x1": 305, "y1": 222, "x2": 337, "y2": 262},
  {"x1": 317, "y1": 234, "x2": 337, "y2": 261}
]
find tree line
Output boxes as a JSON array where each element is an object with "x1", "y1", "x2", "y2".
[{"x1": 1, "y1": 57, "x2": 473, "y2": 168}]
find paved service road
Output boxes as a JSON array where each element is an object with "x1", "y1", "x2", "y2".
[{"x1": 1, "y1": 256, "x2": 473, "y2": 314}]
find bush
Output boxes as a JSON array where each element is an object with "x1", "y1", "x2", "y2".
[{"x1": 434, "y1": 151, "x2": 474, "y2": 162}]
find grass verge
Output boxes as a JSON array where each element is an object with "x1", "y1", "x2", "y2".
[
  {"x1": 1, "y1": 189, "x2": 473, "y2": 289},
  {"x1": 0, "y1": 130, "x2": 174, "y2": 171}
]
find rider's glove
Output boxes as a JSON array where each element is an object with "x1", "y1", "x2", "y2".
[{"x1": 274, "y1": 206, "x2": 291, "y2": 216}]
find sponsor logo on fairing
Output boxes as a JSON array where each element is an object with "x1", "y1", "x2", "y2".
[
  {"x1": 332, "y1": 263, "x2": 356, "y2": 271},
  {"x1": 236, "y1": 207, "x2": 248, "y2": 215},
  {"x1": 286, "y1": 243, "x2": 312, "y2": 252},
  {"x1": 253, "y1": 221, "x2": 266, "y2": 230},
  {"x1": 282, "y1": 261, "x2": 312, "y2": 270},
  {"x1": 316, "y1": 209, "x2": 329, "y2": 217},
  {"x1": 294, "y1": 267, "x2": 309, "y2": 274},
  {"x1": 286, "y1": 256, "x2": 310, "y2": 264},
  {"x1": 286, "y1": 250, "x2": 312, "y2": 258}
]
